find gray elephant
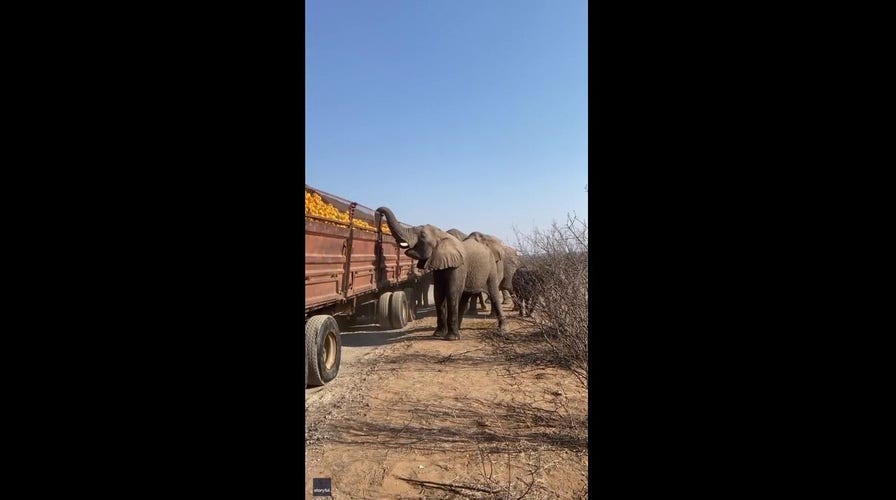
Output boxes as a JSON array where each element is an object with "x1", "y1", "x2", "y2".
[
  {"x1": 498, "y1": 246, "x2": 521, "y2": 306},
  {"x1": 451, "y1": 231, "x2": 522, "y2": 317},
  {"x1": 457, "y1": 231, "x2": 509, "y2": 320},
  {"x1": 446, "y1": 229, "x2": 490, "y2": 313},
  {"x1": 461, "y1": 232, "x2": 506, "y2": 314},
  {"x1": 378, "y1": 207, "x2": 507, "y2": 340}
]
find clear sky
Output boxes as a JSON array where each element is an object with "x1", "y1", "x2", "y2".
[{"x1": 305, "y1": 0, "x2": 587, "y2": 245}]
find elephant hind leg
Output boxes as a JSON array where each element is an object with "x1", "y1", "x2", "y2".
[
  {"x1": 487, "y1": 284, "x2": 507, "y2": 332},
  {"x1": 457, "y1": 292, "x2": 473, "y2": 331}
]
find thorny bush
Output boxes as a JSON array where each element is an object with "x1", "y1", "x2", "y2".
[{"x1": 513, "y1": 213, "x2": 588, "y2": 389}]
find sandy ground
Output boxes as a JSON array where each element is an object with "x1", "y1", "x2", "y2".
[{"x1": 304, "y1": 293, "x2": 588, "y2": 499}]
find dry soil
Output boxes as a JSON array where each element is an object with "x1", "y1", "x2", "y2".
[{"x1": 304, "y1": 299, "x2": 588, "y2": 499}]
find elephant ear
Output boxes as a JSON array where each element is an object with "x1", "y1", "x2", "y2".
[{"x1": 425, "y1": 236, "x2": 465, "y2": 270}]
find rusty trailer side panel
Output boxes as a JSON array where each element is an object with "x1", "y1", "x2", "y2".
[
  {"x1": 304, "y1": 186, "x2": 420, "y2": 316},
  {"x1": 346, "y1": 225, "x2": 378, "y2": 297},
  {"x1": 304, "y1": 219, "x2": 351, "y2": 310}
]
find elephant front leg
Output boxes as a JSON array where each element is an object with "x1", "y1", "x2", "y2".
[
  {"x1": 432, "y1": 284, "x2": 447, "y2": 337},
  {"x1": 445, "y1": 293, "x2": 461, "y2": 341},
  {"x1": 465, "y1": 292, "x2": 478, "y2": 316}
]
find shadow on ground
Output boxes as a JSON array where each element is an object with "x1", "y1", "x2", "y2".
[
  {"x1": 317, "y1": 394, "x2": 588, "y2": 454},
  {"x1": 340, "y1": 326, "x2": 445, "y2": 348},
  {"x1": 374, "y1": 349, "x2": 504, "y2": 372},
  {"x1": 338, "y1": 306, "x2": 507, "y2": 348}
]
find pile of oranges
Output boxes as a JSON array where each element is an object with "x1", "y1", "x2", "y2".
[{"x1": 304, "y1": 189, "x2": 391, "y2": 234}]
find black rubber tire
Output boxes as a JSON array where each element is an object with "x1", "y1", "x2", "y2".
[
  {"x1": 304, "y1": 323, "x2": 314, "y2": 386},
  {"x1": 402, "y1": 287, "x2": 416, "y2": 320},
  {"x1": 390, "y1": 291, "x2": 409, "y2": 329},
  {"x1": 376, "y1": 292, "x2": 394, "y2": 330},
  {"x1": 305, "y1": 315, "x2": 341, "y2": 386}
]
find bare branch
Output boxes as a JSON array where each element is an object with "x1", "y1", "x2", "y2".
[{"x1": 512, "y1": 212, "x2": 588, "y2": 390}]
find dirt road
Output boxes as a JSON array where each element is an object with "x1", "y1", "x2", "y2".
[{"x1": 304, "y1": 299, "x2": 589, "y2": 499}]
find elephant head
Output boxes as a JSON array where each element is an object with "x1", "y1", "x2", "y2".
[
  {"x1": 446, "y1": 229, "x2": 468, "y2": 240},
  {"x1": 376, "y1": 207, "x2": 465, "y2": 271}
]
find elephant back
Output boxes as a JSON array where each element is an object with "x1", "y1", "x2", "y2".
[{"x1": 465, "y1": 232, "x2": 505, "y2": 263}]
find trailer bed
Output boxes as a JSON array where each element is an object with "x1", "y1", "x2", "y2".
[{"x1": 304, "y1": 185, "x2": 418, "y2": 314}]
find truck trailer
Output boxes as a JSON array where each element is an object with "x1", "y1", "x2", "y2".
[{"x1": 304, "y1": 184, "x2": 423, "y2": 387}]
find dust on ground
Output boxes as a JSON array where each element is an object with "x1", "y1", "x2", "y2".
[{"x1": 305, "y1": 302, "x2": 588, "y2": 499}]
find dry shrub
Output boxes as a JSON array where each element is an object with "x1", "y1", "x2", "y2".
[{"x1": 513, "y1": 213, "x2": 588, "y2": 389}]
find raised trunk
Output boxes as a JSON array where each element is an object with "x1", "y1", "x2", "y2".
[{"x1": 376, "y1": 206, "x2": 416, "y2": 247}]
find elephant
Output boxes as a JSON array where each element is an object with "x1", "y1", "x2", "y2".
[
  {"x1": 456, "y1": 231, "x2": 509, "y2": 320},
  {"x1": 451, "y1": 231, "x2": 522, "y2": 317},
  {"x1": 498, "y1": 246, "x2": 522, "y2": 306},
  {"x1": 446, "y1": 230, "x2": 492, "y2": 312},
  {"x1": 460, "y1": 231, "x2": 506, "y2": 315},
  {"x1": 511, "y1": 267, "x2": 545, "y2": 317},
  {"x1": 377, "y1": 207, "x2": 507, "y2": 340}
]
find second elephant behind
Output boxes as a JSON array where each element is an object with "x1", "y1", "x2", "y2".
[{"x1": 451, "y1": 230, "x2": 522, "y2": 315}]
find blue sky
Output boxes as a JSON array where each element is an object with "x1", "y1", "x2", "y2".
[{"x1": 306, "y1": 0, "x2": 587, "y2": 244}]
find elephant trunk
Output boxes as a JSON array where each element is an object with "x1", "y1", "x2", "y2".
[{"x1": 376, "y1": 206, "x2": 416, "y2": 248}]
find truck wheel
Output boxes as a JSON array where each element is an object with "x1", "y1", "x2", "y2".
[
  {"x1": 390, "y1": 291, "x2": 409, "y2": 329},
  {"x1": 402, "y1": 287, "x2": 416, "y2": 320},
  {"x1": 304, "y1": 342, "x2": 308, "y2": 389},
  {"x1": 305, "y1": 315, "x2": 341, "y2": 386},
  {"x1": 376, "y1": 292, "x2": 394, "y2": 330}
]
